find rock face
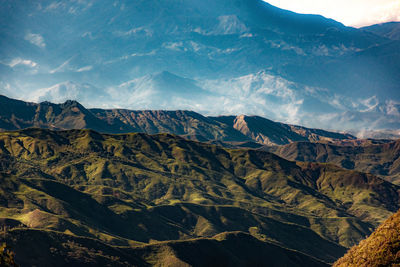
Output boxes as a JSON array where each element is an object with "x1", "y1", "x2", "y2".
[
  {"x1": 0, "y1": 95, "x2": 355, "y2": 146},
  {"x1": 334, "y1": 209, "x2": 400, "y2": 267}
]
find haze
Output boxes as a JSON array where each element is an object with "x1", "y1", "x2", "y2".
[{"x1": 265, "y1": 0, "x2": 400, "y2": 27}]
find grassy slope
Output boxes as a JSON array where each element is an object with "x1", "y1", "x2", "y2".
[
  {"x1": 0, "y1": 128, "x2": 398, "y2": 265},
  {"x1": 271, "y1": 140, "x2": 400, "y2": 184},
  {"x1": 334, "y1": 209, "x2": 400, "y2": 267},
  {"x1": 4, "y1": 229, "x2": 328, "y2": 267}
]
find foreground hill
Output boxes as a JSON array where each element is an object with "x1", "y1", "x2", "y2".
[
  {"x1": 270, "y1": 140, "x2": 400, "y2": 184},
  {"x1": 334, "y1": 208, "x2": 400, "y2": 266},
  {"x1": 4, "y1": 229, "x2": 328, "y2": 267},
  {"x1": 0, "y1": 128, "x2": 399, "y2": 265},
  {"x1": 0, "y1": 95, "x2": 354, "y2": 146}
]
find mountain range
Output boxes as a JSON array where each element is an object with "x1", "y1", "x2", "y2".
[
  {"x1": 3, "y1": 95, "x2": 400, "y2": 187},
  {"x1": 0, "y1": 95, "x2": 355, "y2": 146},
  {"x1": 1, "y1": 127, "x2": 400, "y2": 265},
  {"x1": 269, "y1": 140, "x2": 400, "y2": 185},
  {"x1": 1, "y1": 0, "x2": 399, "y2": 132},
  {"x1": 1, "y1": 0, "x2": 400, "y2": 265}
]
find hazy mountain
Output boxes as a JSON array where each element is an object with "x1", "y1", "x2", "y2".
[
  {"x1": 0, "y1": 95, "x2": 355, "y2": 145},
  {"x1": 1, "y1": 128, "x2": 400, "y2": 265},
  {"x1": 362, "y1": 22, "x2": 400, "y2": 40},
  {"x1": 1, "y1": 0, "x2": 399, "y2": 132},
  {"x1": 29, "y1": 81, "x2": 110, "y2": 108},
  {"x1": 269, "y1": 140, "x2": 400, "y2": 184},
  {"x1": 334, "y1": 208, "x2": 400, "y2": 267}
]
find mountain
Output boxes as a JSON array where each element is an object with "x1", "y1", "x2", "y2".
[
  {"x1": 29, "y1": 81, "x2": 110, "y2": 108},
  {"x1": 0, "y1": 95, "x2": 355, "y2": 146},
  {"x1": 0, "y1": 128, "x2": 400, "y2": 265},
  {"x1": 212, "y1": 115, "x2": 354, "y2": 145},
  {"x1": 269, "y1": 140, "x2": 400, "y2": 184},
  {"x1": 362, "y1": 22, "x2": 400, "y2": 40},
  {"x1": 0, "y1": 95, "x2": 113, "y2": 131},
  {"x1": 334, "y1": 208, "x2": 400, "y2": 266},
  {"x1": 106, "y1": 71, "x2": 214, "y2": 110},
  {"x1": 1, "y1": 0, "x2": 399, "y2": 132}
]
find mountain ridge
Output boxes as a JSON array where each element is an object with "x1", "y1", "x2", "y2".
[
  {"x1": 269, "y1": 140, "x2": 400, "y2": 184},
  {"x1": 2, "y1": 0, "x2": 400, "y2": 131},
  {"x1": 0, "y1": 94, "x2": 355, "y2": 146}
]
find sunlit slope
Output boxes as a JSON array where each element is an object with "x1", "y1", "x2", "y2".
[
  {"x1": 270, "y1": 140, "x2": 400, "y2": 184},
  {"x1": 0, "y1": 128, "x2": 399, "y2": 264},
  {"x1": 334, "y1": 208, "x2": 400, "y2": 267}
]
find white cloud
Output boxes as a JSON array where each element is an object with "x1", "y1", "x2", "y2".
[
  {"x1": 115, "y1": 27, "x2": 153, "y2": 37},
  {"x1": 49, "y1": 57, "x2": 92, "y2": 73},
  {"x1": 76, "y1": 65, "x2": 93, "y2": 72},
  {"x1": 44, "y1": 1, "x2": 65, "y2": 11},
  {"x1": 24, "y1": 33, "x2": 46, "y2": 48},
  {"x1": 44, "y1": 1, "x2": 93, "y2": 14},
  {"x1": 49, "y1": 58, "x2": 73, "y2": 74},
  {"x1": 29, "y1": 81, "x2": 109, "y2": 108},
  {"x1": 4, "y1": 58, "x2": 38, "y2": 68},
  {"x1": 264, "y1": 0, "x2": 400, "y2": 27}
]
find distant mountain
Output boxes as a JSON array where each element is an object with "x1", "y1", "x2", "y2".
[
  {"x1": 0, "y1": 95, "x2": 355, "y2": 146},
  {"x1": 334, "y1": 208, "x2": 400, "y2": 266},
  {"x1": 1, "y1": 128, "x2": 400, "y2": 265},
  {"x1": 0, "y1": 95, "x2": 112, "y2": 131},
  {"x1": 28, "y1": 81, "x2": 109, "y2": 106},
  {"x1": 269, "y1": 140, "x2": 400, "y2": 184},
  {"x1": 107, "y1": 71, "x2": 214, "y2": 110},
  {"x1": 362, "y1": 22, "x2": 400, "y2": 40},
  {"x1": 1, "y1": 0, "x2": 399, "y2": 131}
]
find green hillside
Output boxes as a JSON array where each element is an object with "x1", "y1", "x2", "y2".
[
  {"x1": 0, "y1": 128, "x2": 398, "y2": 265},
  {"x1": 270, "y1": 140, "x2": 400, "y2": 184},
  {"x1": 334, "y1": 208, "x2": 400, "y2": 266}
]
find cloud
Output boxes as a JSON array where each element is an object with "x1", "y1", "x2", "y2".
[
  {"x1": 49, "y1": 58, "x2": 73, "y2": 74},
  {"x1": 4, "y1": 58, "x2": 38, "y2": 68},
  {"x1": 264, "y1": 0, "x2": 400, "y2": 27},
  {"x1": 29, "y1": 81, "x2": 109, "y2": 108},
  {"x1": 114, "y1": 27, "x2": 153, "y2": 37},
  {"x1": 76, "y1": 65, "x2": 93, "y2": 72},
  {"x1": 24, "y1": 33, "x2": 46, "y2": 48},
  {"x1": 44, "y1": 1, "x2": 93, "y2": 14},
  {"x1": 49, "y1": 57, "x2": 93, "y2": 74}
]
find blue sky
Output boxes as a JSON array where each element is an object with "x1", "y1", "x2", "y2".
[{"x1": 265, "y1": 0, "x2": 400, "y2": 27}]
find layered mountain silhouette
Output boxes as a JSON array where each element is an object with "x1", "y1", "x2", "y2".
[
  {"x1": 0, "y1": 95, "x2": 354, "y2": 146},
  {"x1": 1, "y1": 0, "x2": 400, "y2": 131},
  {"x1": 1, "y1": 128, "x2": 400, "y2": 265}
]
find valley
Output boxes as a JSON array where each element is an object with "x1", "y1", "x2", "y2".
[{"x1": 0, "y1": 128, "x2": 399, "y2": 265}]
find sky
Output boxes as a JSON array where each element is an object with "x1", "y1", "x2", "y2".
[{"x1": 265, "y1": 0, "x2": 400, "y2": 27}]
